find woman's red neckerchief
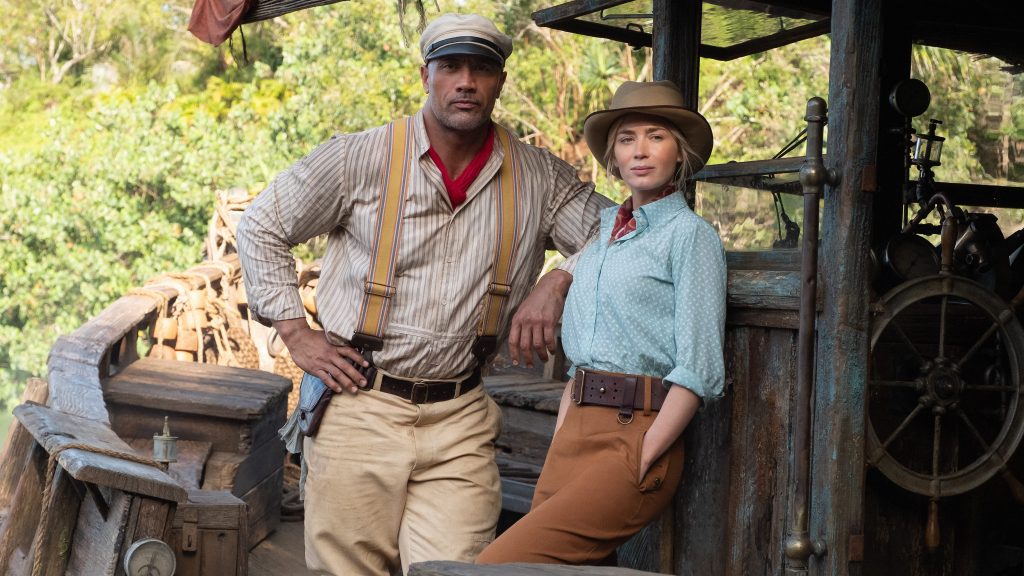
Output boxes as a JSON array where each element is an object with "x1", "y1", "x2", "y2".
[{"x1": 610, "y1": 184, "x2": 675, "y2": 241}]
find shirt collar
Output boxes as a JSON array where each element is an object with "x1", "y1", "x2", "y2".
[
  {"x1": 635, "y1": 190, "x2": 688, "y2": 227},
  {"x1": 412, "y1": 110, "x2": 507, "y2": 165}
]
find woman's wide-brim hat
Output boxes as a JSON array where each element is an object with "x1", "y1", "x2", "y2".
[{"x1": 583, "y1": 80, "x2": 714, "y2": 173}]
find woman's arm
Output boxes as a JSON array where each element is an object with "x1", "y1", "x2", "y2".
[
  {"x1": 554, "y1": 378, "x2": 574, "y2": 434},
  {"x1": 639, "y1": 385, "x2": 700, "y2": 481}
]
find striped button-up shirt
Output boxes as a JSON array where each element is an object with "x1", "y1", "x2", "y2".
[{"x1": 237, "y1": 110, "x2": 612, "y2": 379}]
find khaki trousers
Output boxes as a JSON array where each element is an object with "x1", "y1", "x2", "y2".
[
  {"x1": 476, "y1": 401, "x2": 684, "y2": 565},
  {"x1": 303, "y1": 384, "x2": 503, "y2": 576}
]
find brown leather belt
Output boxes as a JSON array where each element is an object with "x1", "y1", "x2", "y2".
[
  {"x1": 373, "y1": 368, "x2": 481, "y2": 404},
  {"x1": 572, "y1": 368, "x2": 668, "y2": 422}
]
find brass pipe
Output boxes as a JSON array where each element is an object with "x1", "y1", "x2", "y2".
[{"x1": 785, "y1": 96, "x2": 834, "y2": 574}]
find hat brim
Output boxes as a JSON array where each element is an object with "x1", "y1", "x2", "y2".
[
  {"x1": 424, "y1": 43, "x2": 504, "y2": 65},
  {"x1": 583, "y1": 105, "x2": 714, "y2": 175}
]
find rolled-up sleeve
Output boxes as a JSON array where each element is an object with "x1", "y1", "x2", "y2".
[
  {"x1": 664, "y1": 221, "x2": 727, "y2": 401},
  {"x1": 236, "y1": 134, "x2": 349, "y2": 325}
]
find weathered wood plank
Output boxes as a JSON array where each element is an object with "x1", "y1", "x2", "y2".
[
  {"x1": 33, "y1": 468, "x2": 83, "y2": 576},
  {"x1": 65, "y1": 489, "x2": 133, "y2": 576},
  {"x1": 809, "y1": 1, "x2": 881, "y2": 574},
  {"x1": 104, "y1": 358, "x2": 292, "y2": 420},
  {"x1": 726, "y1": 269, "x2": 800, "y2": 310},
  {"x1": 726, "y1": 249, "x2": 801, "y2": 272},
  {"x1": 0, "y1": 443, "x2": 47, "y2": 575},
  {"x1": 0, "y1": 379, "x2": 49, "y2": 512},
  {"x1": 485, "y1": 377, "x2": 564, "y2": 414},
  {"x1": 14, "y1": 403, "x2": 186, "y2": 503},
  {"x1": 126, "y1": 438, "x2": 213, "y2": 490},
  {"x1": 172, "y1": 489, "x2": 249, "y2": 576},
  {"x1": 109, "y1": 404, "x2": 283, "y2": 455},
  {"x1": 116, "y1": 497, "x2": 174, "y2": 576},
  {"x1": 409, "y1": 561, "x2": 663, "y2": 575},
  {"x1": 674, "y1": 326, "x2": 739, "y2": 576},
  {"x1": 242, "y1": 467, "x2": 283, "y2": 548},
  {"x1": 248, "y1": 519, "x2": 312, "y2": 576},
  {"x1": 202, "y1": 437, "x2": 285, "y2": 497},
  {"x1": 725, "y1": 308, "x2": 799, "y2": 330}
]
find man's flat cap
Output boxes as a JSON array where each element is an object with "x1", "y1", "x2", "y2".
[{"x1": 420, "y1": 13, "x2": 513, "y2": 65}]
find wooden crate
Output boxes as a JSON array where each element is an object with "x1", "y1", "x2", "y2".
[
  {"x1": 171, "y1": 489, "x2": 248, "y2": 576},
  {"x1": 105, "y1": 358, "x2": 291, "y2": 454},
  {"x1": 105, "y1": 357, "x2": 292, "y2": 548}
]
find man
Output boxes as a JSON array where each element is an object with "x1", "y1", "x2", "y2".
[{"x1": 236, "y1": 12, "x2": 611, "y2": 576}]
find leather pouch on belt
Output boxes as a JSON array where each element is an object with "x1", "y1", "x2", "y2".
[{"x1": 298, "y1": 374, "x2": 333, "y2": 438}]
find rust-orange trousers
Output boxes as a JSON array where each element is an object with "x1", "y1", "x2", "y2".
[{"x1": 476, "y1": 400, "x2": 685, "y2": 565}]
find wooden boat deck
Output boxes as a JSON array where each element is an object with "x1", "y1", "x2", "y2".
[{"x1": 249, "y1": 519, "x2": 313, "y2": 576}]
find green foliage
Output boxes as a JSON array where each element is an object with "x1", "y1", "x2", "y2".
[{"x1": 1, "y1": 0, "x2": 1022, "y2": 406}]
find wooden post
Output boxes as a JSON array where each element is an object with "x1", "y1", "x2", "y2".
[
  {"x1": 810, "y1": 0, "x2": 883, "y2": 574},
  {"x1": 653, "y1": 0, "x2": 700, "y2": 103},
  {"x1": 653, "y1": 0, "x2": 701, "y2": 207}
]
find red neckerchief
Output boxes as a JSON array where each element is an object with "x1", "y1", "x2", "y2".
[
  {"x1": 428, "y1": 125, "x2": 495, "y2": 209},
  {"x1": 610, "y1": 184, "x2": 675, "y2": 241}
]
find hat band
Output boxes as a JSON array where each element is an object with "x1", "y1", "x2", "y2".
[{"x1": 426, "y1": 35, "x2": 504, "y2": 61}]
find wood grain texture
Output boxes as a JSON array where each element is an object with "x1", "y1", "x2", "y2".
[
  {"x1": 202, "y1": 437, "x2": 285, "y2": 496},
  {"x1": 671, "y1": 325, "x2": 799, "y2": 576},
  {"x1": 109, "y1": 403, "x2": 284, "y2": 455},
  {"x1": 14, "y1": 403, "x2": 186, "y2": 503},
  {"x1": 0, "y1": 443, "x2": 47, "y2": 576},
  {"x1": 808, "y1": 2, "x2": 881, "y2": 574},
  {"x1": 248, "y1": 519, "x2": 313, "y2": 576},
  {"x1": 64, "y1": 486, "x2": 133, "y2": 575},
  {"x1": 0, "y1": 379, "x2": 50, "y2": 512},
  {"x1": 126, "y1": 438, "x2": 213, "y2": 490},
  {"x1": 33, "y1": 468, "x2": 83, "y2": 576},
  {"x1": 104, "y1": 358, "x2": 292, "y2": 420},
  {"x1": 172, "y1": 489, "x2": 248, "y2": 576},
  {"x1": 242, "y1": 467, "x2": 283, "y2": 549}
]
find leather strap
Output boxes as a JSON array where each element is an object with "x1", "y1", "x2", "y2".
[
  {"x1": 354, "y1": 119, "x2": 521, "y2": 363},
  {"x1": 354, "y1": 117, "x2": 414, "y2": 352},
  {"x1": 473, "y1": 126, "x2": 520, "y2": 363},
  {"x1": 572, "y1": 368, "x2": 669, "y2": 413},
  {"x1": 372, "y1": 368, "x2": 481, "y2": 404}
]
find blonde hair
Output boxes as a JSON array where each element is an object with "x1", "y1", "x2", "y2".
[{"x1": 603, "y1": 115, "x2": 698, "y2": 190}]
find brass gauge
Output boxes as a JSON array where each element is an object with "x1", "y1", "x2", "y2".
[{"x1": 123, "y1": 538, "x2": 176, "y2": 576}]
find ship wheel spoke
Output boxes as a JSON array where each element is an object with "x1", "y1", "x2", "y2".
[
  {"x1": 955, "y1": 321, "x2": 1001, "y2": 370},
  {"x1": 955, "y1": 406, "x2": 993, "y2": 452},
  {"x1": 889, "y1": 318, "x2": 928, "y2": 367},
  {"x1": 870, "y1": 379, "x2": 920, "y2": 390},
  {"x1": 881, "y1": 403, "x2": 927, "y2": 451},
  {"x1": 938, "y1": 295, "x2": 949, "y2": 360},
  {"x1": 964, "y1": 384, "x2": 1017, "y2": 393},
  {"x1": 931, "y1": 412, "x2": 943, "y2": 484}
]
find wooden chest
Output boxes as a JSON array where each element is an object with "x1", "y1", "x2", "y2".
[
  {"x1": 171, "y1": 489, "x2": 248, "y2": 576},
  {"x1": 105, "y1": 357, "x2": 292, "y2": 548}
]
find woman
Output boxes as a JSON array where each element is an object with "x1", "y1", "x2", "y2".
[{"x1": 476, "y1": 81, "x2": 727, "y2": 565}]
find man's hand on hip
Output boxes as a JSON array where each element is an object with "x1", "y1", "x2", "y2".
[
  {"x1": 507, "y1": 269, "x2": 572, "y2": 369},
  {"x1": 273, "y1": 318, "x2": 370, "y2": 394}
]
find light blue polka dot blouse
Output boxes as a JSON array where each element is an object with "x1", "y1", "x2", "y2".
[{"x1": 562, "y1": 192, "x2": 727, "y2": 401}]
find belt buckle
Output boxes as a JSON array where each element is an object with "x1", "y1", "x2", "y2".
[
  {"x1": 572, "y1": 369, "x2": 586, "y2": 405},
  {"x1": 410, "y1": 381, "x2": 430, "y2": 404}
]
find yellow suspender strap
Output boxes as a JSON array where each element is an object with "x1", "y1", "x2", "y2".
[
  {"x1": 473, "y1": 126, "x2": 520, "y2": 361},
  {"x1": 353, "y1": 117, "x2": 413, "y2": 351}
]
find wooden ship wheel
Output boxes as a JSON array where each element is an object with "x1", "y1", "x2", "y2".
[{"x1": 867, "y1": 274, "x2": 1024, "y2": 544}]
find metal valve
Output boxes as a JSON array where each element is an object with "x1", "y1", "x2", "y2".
[{"x1": 152, "y1": 416, "x2": 178, "y2": 471}]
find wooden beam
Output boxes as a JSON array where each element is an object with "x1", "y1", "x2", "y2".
[
  {"x1": 14, "y1": 403, "x2": 187, "y2": 504},
  {"x1": 653, "y1": 0, "x2": 700, "y2": 103},
  {"x1": 809, "y1": 0, "x2": 882, "y2": 574}
]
